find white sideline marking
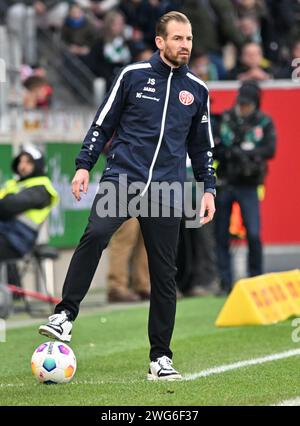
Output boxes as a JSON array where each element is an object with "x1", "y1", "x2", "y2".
[
  {"x1": 1, "y1": 349, "x2": 300, "y2": 389},
  {"x1": 273, "y1": 397, "x2": 300, "y2": 406},
  {"x1": 184, "y1": 349, "x2": 300, "y2": 381}
]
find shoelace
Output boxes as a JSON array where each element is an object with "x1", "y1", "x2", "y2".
[
  {"x1": 48, "y1": 312, "x2": 67, "y2": 325},
  {"x1": 158, "y1": 356, "x2": 173, "y2": 370}
]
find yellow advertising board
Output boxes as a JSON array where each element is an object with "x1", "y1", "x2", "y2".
[{"x1": 216, "y1": 270, "x2": 300, "y2": 327}]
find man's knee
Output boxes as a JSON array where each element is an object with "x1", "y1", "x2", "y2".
[{"x1": 84, "y1": 220, "x2": 118, "y2": 250}]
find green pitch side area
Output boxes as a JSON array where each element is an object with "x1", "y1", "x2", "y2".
[{"x1": 1, "y1": 297, "x2": 300, "y2": 406}]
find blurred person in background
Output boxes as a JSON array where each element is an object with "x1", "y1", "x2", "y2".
[
  {"x1": 22, "y1": 1, "x2": 70, "y2": 30},
  {"x1": 89, "y1": 0, "x2": 121, "y2": 19},
  {"x1": 0, "y1": 146, "x2": 58, "y2": 262},
  {"x1": 233, "y1": 0, "x2": 267, "y2": 21},
  {"x1": 228, "y1": 41, "x2": 273, "y2": 80},
  {"x1": 245, "y1": 0, "x2": 300, "y2": 64},
  {"x1": 238, "y1": 14, "x2": 262, "y2": 45},
  {"x1": 275, "y1": 38, "x2": 300, "y2": 79},
  {"x1": 107, "y1": 219, "x2": 150, "y2": 302},
  {"x1": 190, "y1": 49, "x2": 220, "y2": 81},
  {"x1": 132, "y1": 45, "x2": 154, "y2": 62},
  {"x1": 181, "y1": 0, "x2": 244, "y2": 79},
  {"x1": 214, "y1": 81, "x2": 276, "y2": 295},
  {"x1": 61, "y1": 2, "x2": 97, "y2": 59},
  {"x1": 23, "y1": 76, "x2": 53, "y2": 109},
  {"x1": 6, "y1": 1, "x2": 70, "y2": 64},
  {"x1": 120, "y1": 0, "x2": 174, "y2": 50},
  {"x1": 176, "y1": 156, "x2": 219, "y2": 297},
  {"x1": 84, "y1": 9, "x2": 134, "y2": 90}
]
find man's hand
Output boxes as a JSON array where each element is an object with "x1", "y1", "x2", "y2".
[
  {"x1": 199, "y1": 192, "x2": 216, "y2": 225},
  {"x1": 238, "y1": 67, "x2": 271, "y2": 81},
  {"x1": 71, "y1": 169, "x2": 89, "y2": 201}
]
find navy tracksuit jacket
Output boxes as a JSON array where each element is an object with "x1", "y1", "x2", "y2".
[
  {"x1": 56, "y1": 51, "x2": 216, "y2": 360},
  {"x1": 76, "y1": 50, "x2": 216, "y2": 196}
]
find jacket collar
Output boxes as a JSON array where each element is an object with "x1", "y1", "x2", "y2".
[{"x1": 149, "y1": 50, "x2": 189, "y2": 78}]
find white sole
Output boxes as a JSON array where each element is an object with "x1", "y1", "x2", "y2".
[
  {"x1": 39, "y1": 325, "x2": 71, "y2": 342},
  {"x1": 147, "y1": 373, "x2": 182, "y2": 381}
]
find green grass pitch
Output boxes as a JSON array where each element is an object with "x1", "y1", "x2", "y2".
[{"x1": 1, "y1": 297, "x2": 300, "y2": 406}]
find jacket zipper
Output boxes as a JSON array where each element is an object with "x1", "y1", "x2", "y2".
[{"x1": 141, "y1": 68, "x2": 174, "y2": 197}]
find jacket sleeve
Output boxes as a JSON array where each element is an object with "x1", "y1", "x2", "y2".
[
  {"x1": 75, "y1": 68, "x2": 129, "y2": 171},
  {"x1": 0, "y1": 186, "x2": 51, "y2": 220},
  {"x1": 187, "y1": 87, "x2": 216, "y2": 192}
]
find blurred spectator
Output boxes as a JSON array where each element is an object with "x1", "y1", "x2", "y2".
[
  {"x1": 181, "y1": 0, "x2": 244, "y2": 78},
  {"x1": 228, "y1": 41, "x2": 273, "y2": 80},
  {"x1": 20, "y1": 64, "x2": 48, "y2": 82},
  {"x1": 190, "y1": 50, "x2": 220, "y2": 81},
  {"x1": 23, "y1": 75, "x2": 53, "y2": 109},
  {"x1": 7, "y1": 1, "x2": 70, "y2": 31},
  {"x1": 133, "y1": 45, "x2": 154, "y2": 62},
  {"x1": 176, "y1": 220, "x2": 219, "y2": 297},
  {"x1": 61, "y1": 3, "x2": 97, "y2": 59},
  {"x1": 6, "y1": 1, "x2": 70, "y2": 64},
  {"x1": 233, "y1": 0, "x2": 267, "y2": 21},
  {"x1": 259, "y1": 0, "x2": 300, "y2": 63},
  {"x1": 89, "y1": 0, "x2": 121, "y2": 18},
  {"x1": 120, "y1": 0, "x2": 173, "y2": 49},
  {"x1": 107, "y1": 219, "x2": 150, "y2": 303},
  {"x1": 30, "y1": 1, "x2": 70, "y2": 30},
  {"x1": 266, "y1": 0, "x2": 300, "y2": 44},
  {"x1": 84, "y1": 9, "x2": 133, "y2": 90},
  {"x1": 0, "y1": 145, "x2": 59, "y2": 261},
  {"x1": 234, "y1": 1, "x2": 287, "y2": 64},
  {"x1": 238, "y1": 14, "x2": 262, "y2": 45},
  {"x1": 176, "y1": 158, "x2": 219, "y2": 297},
  {"x1": 214, "y1": 81, "x2": 276, "y2": 295},
  {"x1": 275, "y1": 38, "x2": 300, "y2": 79}
]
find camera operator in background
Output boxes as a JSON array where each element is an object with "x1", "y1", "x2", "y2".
[{"x1": 214, "y1": 81, "x2": 276, "y2": 295}]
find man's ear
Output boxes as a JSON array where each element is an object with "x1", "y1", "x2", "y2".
[{"x1": 155, "y1": 36, "x2": 164, "y2": 50}]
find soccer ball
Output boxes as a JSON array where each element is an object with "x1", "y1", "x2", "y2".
[{"x1": 31, "y1": 341, "x2": 76, "y2": 384}]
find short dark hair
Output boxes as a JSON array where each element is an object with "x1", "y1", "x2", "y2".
[
  {"x1": 156, "y1": 11, "x2": 191, "y2": 39},
  {"x1": 23, "y1": 76, "x2": 48, "y2": 91}
]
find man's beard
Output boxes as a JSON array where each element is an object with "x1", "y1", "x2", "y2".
[{"x1": 164, "y1": 49, "x2": 190, "y2": 67}]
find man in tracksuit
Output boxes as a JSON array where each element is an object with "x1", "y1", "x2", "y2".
[{"x1": 39, "y1": 11, "x2": 216, "y2": 380}]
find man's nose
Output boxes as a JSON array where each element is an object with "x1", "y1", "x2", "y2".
[{"x1": 180, "y1": 40, "x2": 190, "y2": 49}]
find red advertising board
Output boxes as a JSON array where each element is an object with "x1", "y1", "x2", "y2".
[{"x1": 209, "y1": 81, "x2": 300, "y2": 244}]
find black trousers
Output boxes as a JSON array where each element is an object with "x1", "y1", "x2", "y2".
[{"x1": 55, "y1": 182, "x2": 181, "y2": 361}]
